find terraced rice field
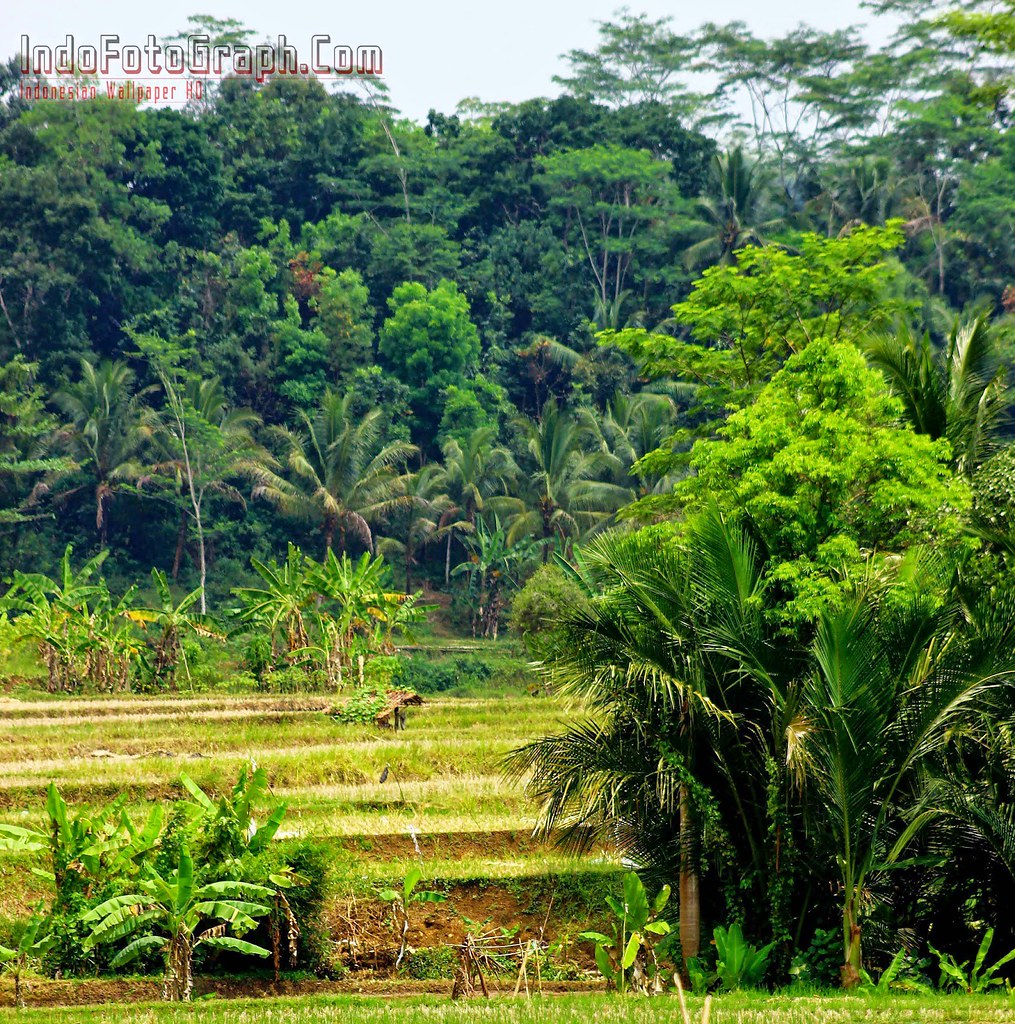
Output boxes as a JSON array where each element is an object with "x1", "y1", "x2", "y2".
[{"x1": 0, "y1": 690, "x2": 621, "y2": 947}]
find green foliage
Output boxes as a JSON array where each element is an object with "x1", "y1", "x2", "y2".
[
  {"x1": 580, "y1": 871, "x2": 672, "y2": 995},
  {"x1": 713, "y1": 923, "x2": 774, "y2": 990},
  {"x1": 332, "y1": 688, "x2": 389, "y2": 724},
  {"x1": 454, "y1": 518, "x2": 540, "y2": 639},
  {"x1": 82, "y1": 846, "x2": 273, "y2": 1002},
  {"x1": 377, "y1": 867, "x2": 447, "y2": 970},
  {"x1": 606, "y1": 225, "x2": 909, "y2": 445},
  {"x1": 0, "y1": 908, "x2": 58, "y2": 1008},
  {"x1": 675, "y1": 340, "x2": 969, "y2": 625},
  {"x1": 789, "y1": 927, "x2": 841, "y2": 989},
  {"x1": 232, "y1": 545, "x2": 428, "y2": 689},
  {"x1": 392, "y1": 654, "x2": 492, "y2": 694},
  {"x1": 860, "y1": 948, "x2": 934, "y2": 994},
  {"x1": 275, "y1": 841, "x2": 332, "y2": 976},
  {"x1": 508, "y1": 563, "x2": 588, "y2": 650},
  {"x1": 0, "y1": 545, "x2": 141, "y2": 692},
  {"x1": 403, "y1": 944, "x2": 457, "y2": 979},
  {"x1": 378, "y1": 279, "x2": 481, "y2": 444},
  {"x1": 931, "y1": 929, "x2": 1015, "y2": 994}
]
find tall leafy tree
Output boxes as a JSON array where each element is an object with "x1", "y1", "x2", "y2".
[
  {"x1": 0, "y1": 356, "x2": 67, "y2": 526},
  {"x1": 536, "y1": 145, "x2": 676, "y2": 316},
  {"x1": 554, "y1": 9, "x2": 703, "y2": 116},
  {"x1": 378, "y1": 279, "x2": 480, "y2": 445},
  {"x1": 378, "y1": 463, "x2": 449, "y2": 594},
  {"x1": 148, "y1": 371, "x2": 267, "y2": 614},
  {"x1": 507, "y1": 511, "x2": 785, "y2": 976},
  {"x1": 436, "y1": 426, "x2": 519, "y2": 583}
]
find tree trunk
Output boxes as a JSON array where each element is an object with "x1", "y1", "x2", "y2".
[
  {"x1": 172, "y1": 509, "x2": 187, "y2": 580},
  {"x1": 840, "y1": 892, "x2": 862, "y2": 988},
  {"x1": 678, "y1": 779, "x2": 700, "y2": 975},
  {"x1": 324, "y1": 518, "x2": 335, "y2": 559},
  {"x1": 195, "y1": 510, "x2": 207, "y2": 616},
  {"x1": 166, "y1": 935, "x2": 193, "y2": 1002},
  {"x1": 445, "y1": 531, "x2": 452, "y2": 585},
  {"x1": 98, "y1": 497, "x2": 109, "y2": 550}
]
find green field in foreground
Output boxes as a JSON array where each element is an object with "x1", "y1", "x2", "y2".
[{"x1": 3, "y1": 993, "x2": 1015, "y2": 1024}]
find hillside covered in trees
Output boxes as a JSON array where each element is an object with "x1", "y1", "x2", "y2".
[{"x1": 0, "y1": 1, "x2": 1013, "y2": 622}]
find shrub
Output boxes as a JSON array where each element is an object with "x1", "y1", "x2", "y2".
[
  {"x1": 333, "y1": 689, "x2": 388, "y2": 723},
  {"x1": 509, "y1": 564, "x2": 586, "y2": 652},
  {"x1": 279, "y1": 841, "x2": 333, "y2": 975},
  {"x1": 392, "y1": 654, "x2": 492, "y2": 694},
  {"x1": 403, "y1": 944, "x2": 457, "y2": 979},
  {"x1": 790, "y1": 927, "x2": 841, "y2": 989}
]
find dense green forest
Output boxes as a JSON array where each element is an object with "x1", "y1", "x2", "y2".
[{"x1": 1, "y1": 2, "x2": 1013, "y2": 618}]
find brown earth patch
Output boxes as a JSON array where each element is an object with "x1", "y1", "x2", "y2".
[
  {"x1": 334, "y1": 829, "x2": 542, "y2": 862},
  {"x1": 0, "y1": 976, "x2": 602, "y2": 1008}
]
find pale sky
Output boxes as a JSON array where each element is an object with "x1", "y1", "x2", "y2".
[{"x1": 6, "y1": 0, "x2": 897, "y2": 121}]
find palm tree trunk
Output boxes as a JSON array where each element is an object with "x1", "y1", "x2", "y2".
[
  {"x1": 679, "y1": 779, "x2": 700, "y2": 976},
  {"x1": 98, "y1": 495, "x2": 109, "y2": 549},
  {"x1": 840, "y1": 890, "x2": 862, "y2": 988},
  {"x1": 445, "y1": 531, "x2": 452, "y2": 585}
]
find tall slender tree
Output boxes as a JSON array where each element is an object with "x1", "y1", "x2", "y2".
[{"x1": 436, "y1": 426, "x2": 519, "y2": 584}]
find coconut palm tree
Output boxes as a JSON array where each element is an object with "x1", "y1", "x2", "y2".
[
  {"x1": 52, "y1": 358, "x2": 153, "y2": 547},
  {"x1": 506, "y1": 510, "x2": 785, "y2": 976},
  {"x1": 377, "y1": 463, "x2": 449, "y2": 594},
  {"x1": 255, "y1": 391, "x2": 417, "y2": 557},
  {"x1": 579, "y1": 391, "x2": 679, "y2": 497},
  {"x1": 510, "y1": 399, "x2": 633, "y2": 562},
  {"x1": 795, "y1": 579, "x2": 1015, "y2": 986},
  {"x1": 436, "y1": 426, "x2": 519, "y2": 584},
  {"x1": 684, "y1": 147, "x2": 782, "y2": 269},
  {"x1": 507, "y1": 512, "x2": 1015, "y2": 988},
  {"x1": 863, "y1": 313, "x2": 1009, "y2": 476}
]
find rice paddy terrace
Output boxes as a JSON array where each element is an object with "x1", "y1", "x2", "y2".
[{"x1": 0, "y1": 685, "x2": 623, "y2": 1005}]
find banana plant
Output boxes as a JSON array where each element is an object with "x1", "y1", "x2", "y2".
[
  {"x1": 581, "y1": 871, "x2": 672, "y2": 995},
  {"x1": 0, "y1": 783, "x2": 162, "y2": 899},
  {"x1": 232, "y1": 543, "x2": 315, "y2": 665},
  {"x1": 931, "y1": 929, "x2": 1015, "y2": 994},
  {"x1": 713, "y1": 922, "x2": 774, "y2": 990},
  {"x1": 179, "y1": 764, "x2": 288, "y2": 878},
  {"x1": 0, "y1": 908, "x2": 57, "y2": 1009},
  {"x1": 82, "y1": 846, "x2": 273, "y2": 1002},
  {"x1": 0, "y1": 546, "x2": 141, "y2": 692},
  {"x1": 377, "y1": 867, "x2": 447, "y2": 969},
  {"x1": 130, "y1": 569, "x2": 223, "y2": 691},
  {"x1": 179, "y1": 765, "x2": 302, "y2": 981}
]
